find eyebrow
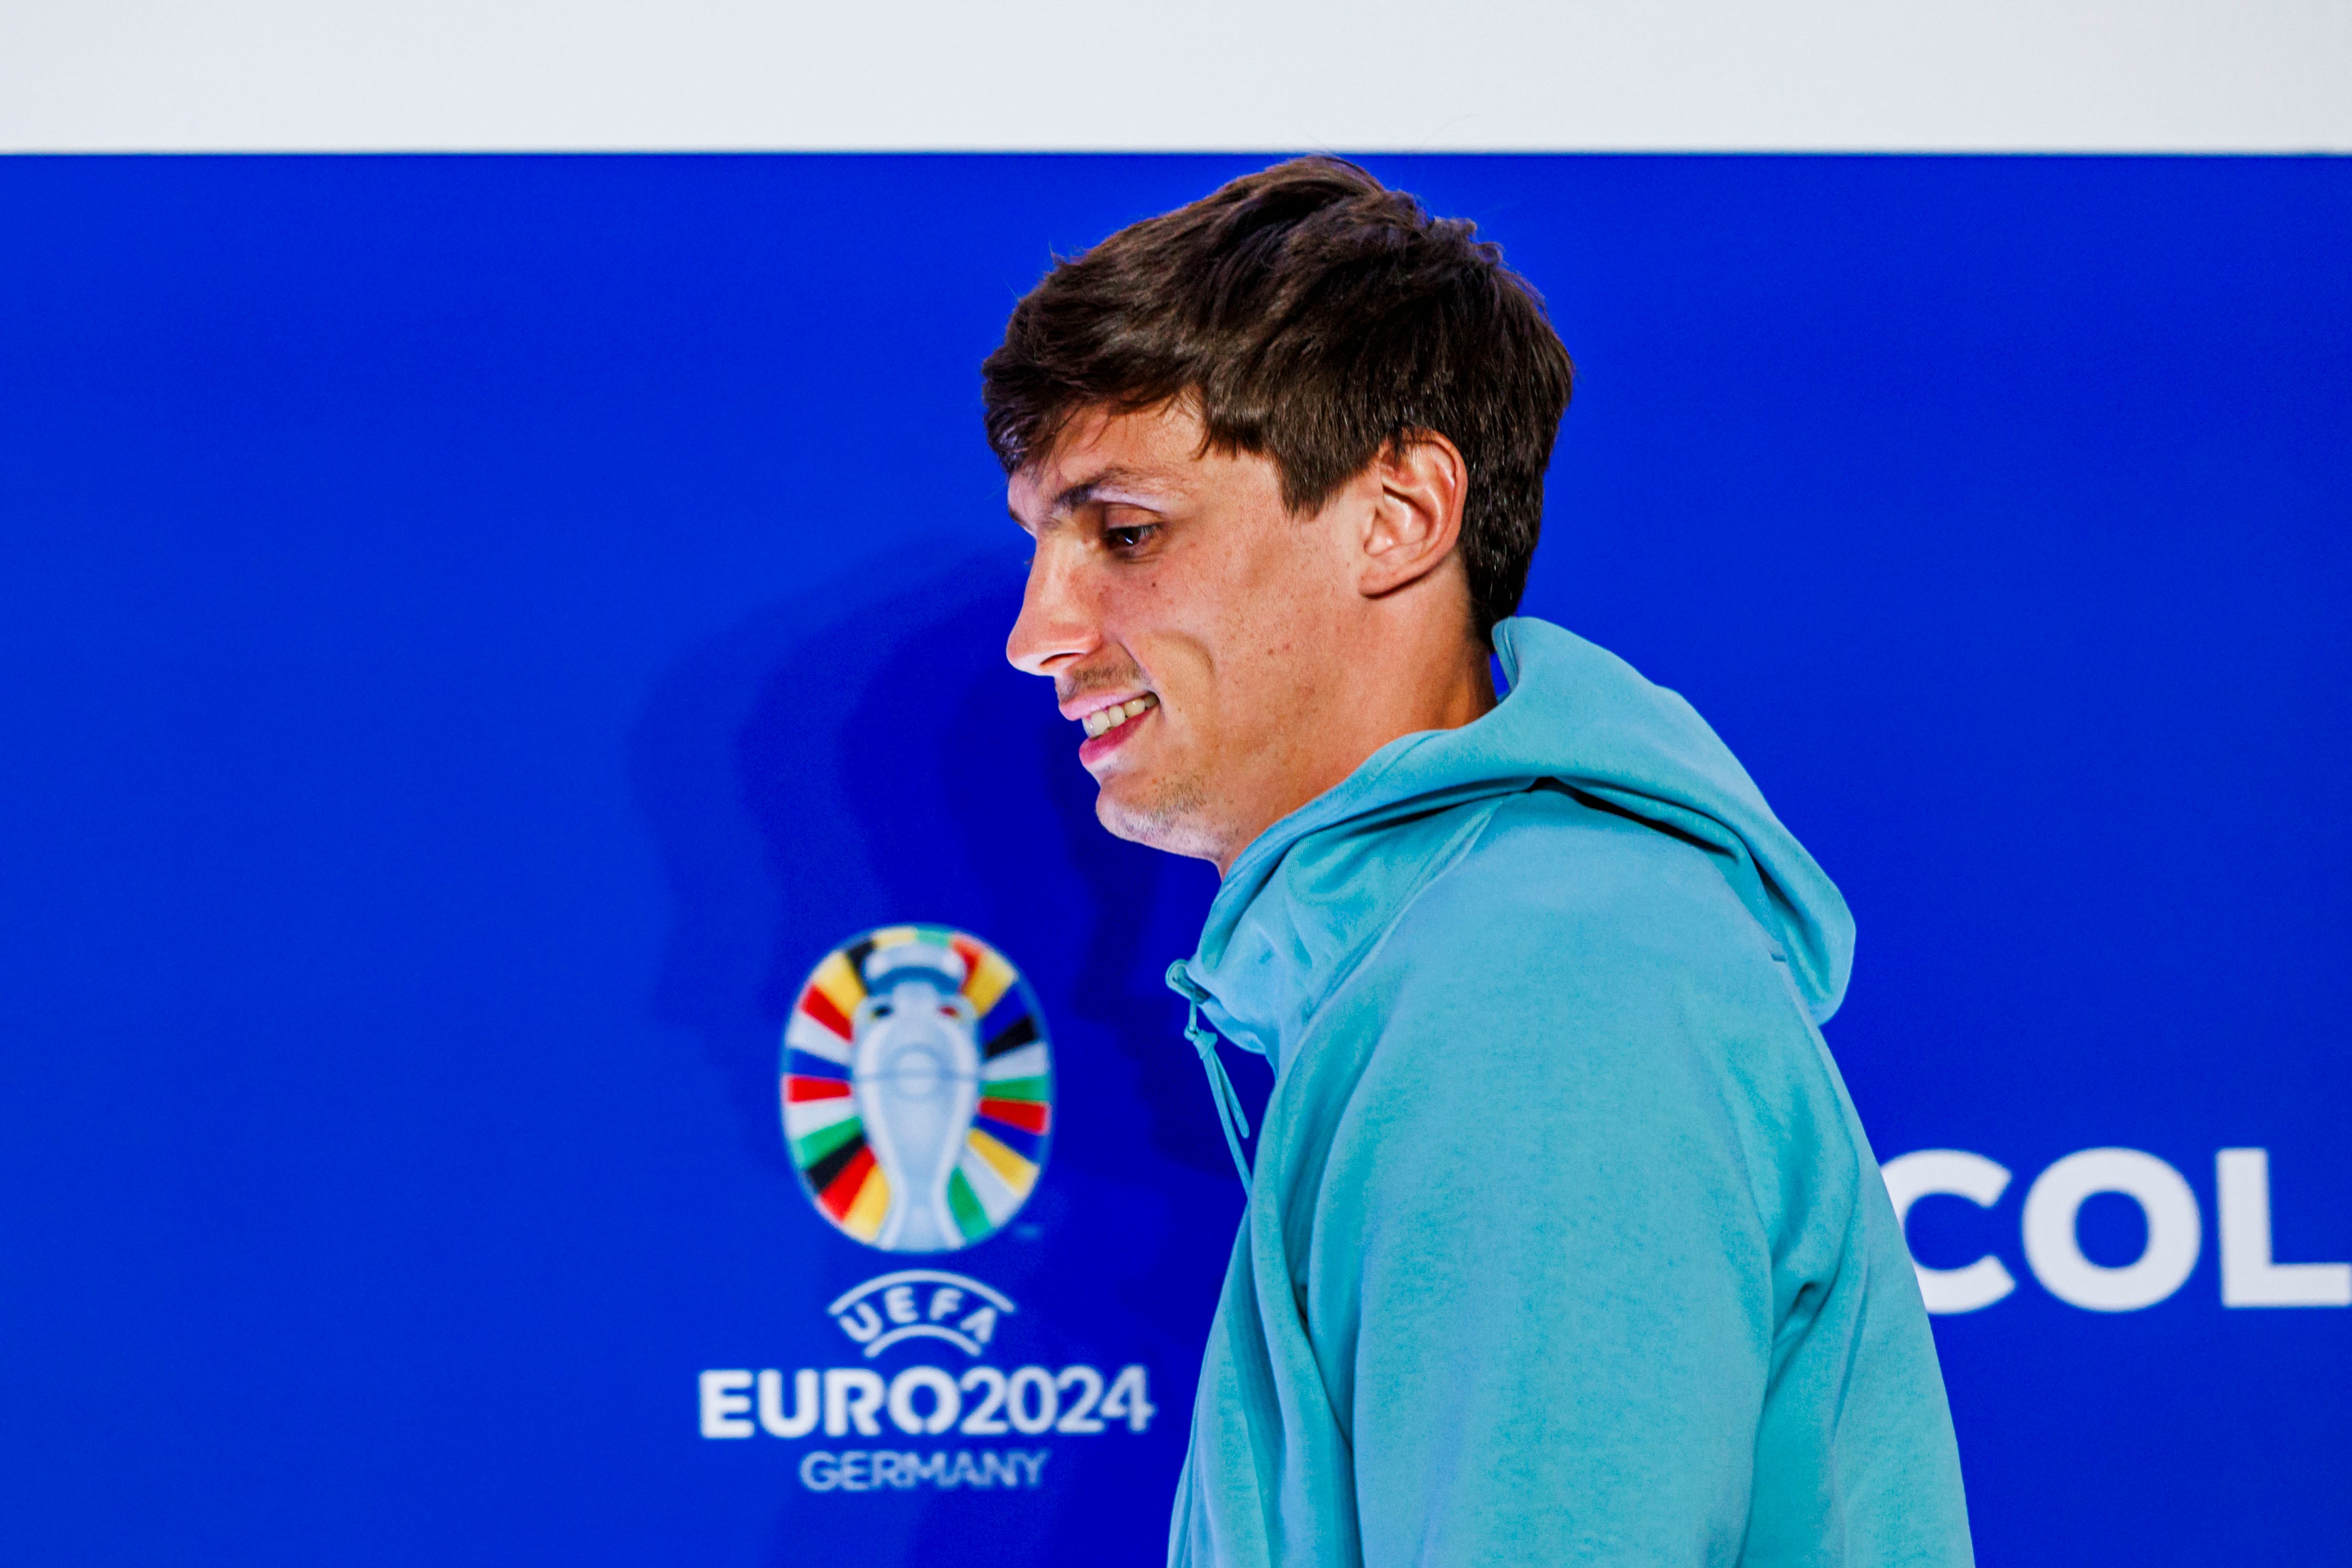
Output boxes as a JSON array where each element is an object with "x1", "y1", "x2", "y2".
[
  {"x1": 1010, "y1": 465, "x2": 1168, "y2": 531},
  {"x1": 1052, "y1": 466, "x2": 1157, "y2": 514}
]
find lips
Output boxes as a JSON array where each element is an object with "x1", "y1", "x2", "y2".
[
  {"x1": 1074, "y1": 692, "x2": 1159, "y2": 764},
  {"x1": 1081, "y1": 693, "x2": 1159, "y2": 737}
]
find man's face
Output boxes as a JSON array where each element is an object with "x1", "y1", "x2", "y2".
[{"x1": 1005, "y1": 401, "x2": 1360, "y2": 868}]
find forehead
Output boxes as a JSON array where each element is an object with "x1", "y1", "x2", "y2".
[{"x1": 1007, "y1": 402, "x2": 1208, "y2": 528}]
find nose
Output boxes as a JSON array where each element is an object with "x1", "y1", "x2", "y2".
[{"x1": 1006, "y1": 538, "x2": 1099, "y2": 677}]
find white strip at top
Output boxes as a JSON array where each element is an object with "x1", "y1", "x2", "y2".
[{"x1": 3, "y1": 0, "x2": 2347, "y2": 154}]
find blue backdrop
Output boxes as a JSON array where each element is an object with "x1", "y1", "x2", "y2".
[{"x1": 1, "y1": 154, "x2": 2345, "y2": 1565}]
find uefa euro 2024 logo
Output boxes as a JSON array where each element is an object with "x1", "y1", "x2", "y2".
[
  {"x1": 782, "y1": 926, "x2": 1053, "y2": 1251},
  {"x1": 744, "y1": 929, "x2": 1153, "y2": 1494}
]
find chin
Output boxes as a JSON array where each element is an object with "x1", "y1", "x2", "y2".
[{"x1": 1094, "y1": 771, "x2": 1217, "y2": 862}]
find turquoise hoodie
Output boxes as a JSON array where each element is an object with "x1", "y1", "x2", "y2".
[{"x1": 1163, "y1": 618, "x2": 1972, "y2": 1568}]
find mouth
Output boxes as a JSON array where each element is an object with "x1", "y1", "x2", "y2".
[
  {"x1": 1080, "y1": 693, "x2": 1159, "y2": 737},
  {"x1": 1075, "y1": 692, "x2": 1159, "y2": 761}
]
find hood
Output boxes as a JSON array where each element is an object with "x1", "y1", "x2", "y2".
[{"x1": 1170, "y1": 617, "x2": 1855, "y2": 1066}]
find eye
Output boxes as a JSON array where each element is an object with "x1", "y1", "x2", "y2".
[
  {"x1": 1098, "y1": 508, "x2": 1165, "y2": 555},
  {"x1": 871, "y1": 1003, "x2": 893, "y2": 1018},
  {"x1": 939, "y1": 1005, "x2": 959, "y2": 1018}
]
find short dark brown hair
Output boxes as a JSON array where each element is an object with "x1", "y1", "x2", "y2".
[{"x1": 982, "y1": 157, "x2": 1573, "y2": 642}]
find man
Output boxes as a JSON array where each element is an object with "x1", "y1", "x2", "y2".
[{"x1": 986, "y1": 159, "x2": 1972, "y2": 1567}]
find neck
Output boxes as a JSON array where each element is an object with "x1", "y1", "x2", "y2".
[{"x1": 1213, "y1": 625, "x2": 1497, "y2": 876}]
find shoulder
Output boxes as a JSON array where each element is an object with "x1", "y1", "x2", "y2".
[
  {"x1": 1389, "y1": 784, "x2": 1790, "y2": 1008},
  {"x1": 1314, "y1": 785, "x2": 1863, "y2": 1219}
]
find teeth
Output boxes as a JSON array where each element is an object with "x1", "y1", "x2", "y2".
[{"x1": 1081, "y1": 694, "x2": 1158, "y2": 738}]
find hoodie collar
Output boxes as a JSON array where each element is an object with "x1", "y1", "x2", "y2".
[{"x1": 1168, "y1": 617, "x2": 1855, "y2": 1066}]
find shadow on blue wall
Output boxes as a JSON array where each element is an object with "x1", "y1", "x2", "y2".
[{"x1": 632, "y1": 556, "x2": 1235, "y2": 1182}]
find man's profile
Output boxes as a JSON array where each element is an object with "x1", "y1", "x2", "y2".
[{"x1": 984, "y1": 159, "x2": 1972, "y2": 1567}]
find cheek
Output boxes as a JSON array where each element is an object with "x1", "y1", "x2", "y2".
[
  {"x1": 1099, "y1": 574, "x2": 1195, "y2": 673},
  {"x1": 1112, "y1": 539, "x2": 1293, "y2": 722},
  {"x1": 1119, "y1": 619, "x2": 1210, "y2": 716}
]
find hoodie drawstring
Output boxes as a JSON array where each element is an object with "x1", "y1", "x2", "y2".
[{"x1": 1165, "y1": 962, "x2": 1253, "y2": 1189}]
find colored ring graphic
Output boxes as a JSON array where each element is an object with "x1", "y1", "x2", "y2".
[{"x1": 781, "y1": 925, "x2": 1053, "y2": 1252}]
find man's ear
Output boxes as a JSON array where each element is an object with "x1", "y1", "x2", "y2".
[{"x1": 1356, "y1": 431, "x2": 1469, "y2": 598}]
